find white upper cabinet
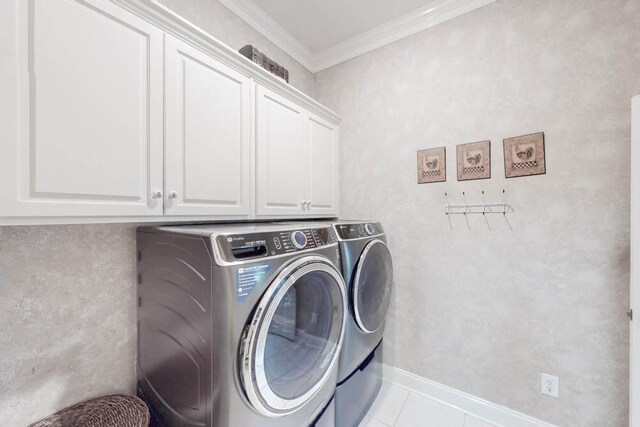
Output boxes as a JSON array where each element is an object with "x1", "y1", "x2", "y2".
[
  {"x1": 255, "y1": 85, "x2": 339, "y2": 218},
  {"x1": 164, "y1": 35, "x2": 251, "y2": 217},
  {"x1": 0, "y1": 0, "x2": 164, "y2": 218},
  {"x1": 255, "y1": 85, "x2": 308, "y2": 217},
  {"x1": 306, "y1": 114, "x2": 338, "y2": 216}
]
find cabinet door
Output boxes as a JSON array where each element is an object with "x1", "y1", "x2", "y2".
[
  {"x1": 0, "y1": 0, "x2": 163, "y2": 218},
  {"x1": 306, "y1": 114, "x2": 339, "y2": 217},
  {"x1": 164, "y1": 36, "x2": 251, "y2": 217},
  {"x1": 255, "y1": 85, "x2": 307, "y2": 217}
]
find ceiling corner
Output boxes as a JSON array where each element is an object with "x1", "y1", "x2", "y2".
[{"x1": 313, "y1": 0, "x2": 496, "y2": 71}]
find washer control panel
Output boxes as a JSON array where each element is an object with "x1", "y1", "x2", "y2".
[
  {"x1": 334, "y1": 222, "x2": 384, "y2": 240},
  {"x1": 217, "y1": 226, "x2": 337, "y2": 261}
]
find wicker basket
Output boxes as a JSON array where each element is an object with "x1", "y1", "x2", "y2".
[{"x1": 28, "y1": 394, "x2": 150, "y2": 427}]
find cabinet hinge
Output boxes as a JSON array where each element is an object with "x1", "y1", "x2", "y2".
[{"x1": 628, "y1": 309, "x2": 633, "y2": 321}]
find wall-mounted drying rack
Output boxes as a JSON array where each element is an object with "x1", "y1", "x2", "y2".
[{"x1": 444, "y1": 190, "x2": 514, "y2": 230}]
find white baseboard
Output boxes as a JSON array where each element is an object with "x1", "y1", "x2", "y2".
[{"x1": 381, "y1": 364, "x2": 556, "y2": 427}]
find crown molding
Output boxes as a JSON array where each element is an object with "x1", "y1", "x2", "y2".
[
  {"x1": 218, "y1": 0, "x2": 316, "y2": 71},
  {"x1": 314, "y1": 0, "x2": 495, "y2": 71},
  {"x1": 220, "y1": 0, "x2": 495, "y2": 73}
]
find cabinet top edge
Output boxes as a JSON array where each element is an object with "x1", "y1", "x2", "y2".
[
  {"x1": 0, "y1": 215, "x2": 339, "y2": 227},
  {"x1": 111, "y1": 0, "x2": 342, "y2": 124}
]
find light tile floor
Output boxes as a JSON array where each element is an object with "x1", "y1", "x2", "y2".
[{"x1": 360, "y1": 381, "x2": 496, "y2": 427}]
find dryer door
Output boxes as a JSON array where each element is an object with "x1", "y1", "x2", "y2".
[
  {"x1": 241, "y1": 256, "x2": 347, "y2": 417},
  {"x1": 352, "y1": 240, "x2": 394, "y2": 333}
]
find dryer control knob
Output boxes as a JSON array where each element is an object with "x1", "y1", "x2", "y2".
[
  {"x1": 364, "y1": 223, "x2": 375, "y2": 235},
  {"x1": 290, "y1": 231, "x2": 307, "y2": 249}
]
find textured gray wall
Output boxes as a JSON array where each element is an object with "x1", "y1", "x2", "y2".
[
  {"x1": 0, "y1": 225, "x2": 138, "y2": 426},
  {"x1": 314, "y1": 0, "x2": 640, "y2": 425}
]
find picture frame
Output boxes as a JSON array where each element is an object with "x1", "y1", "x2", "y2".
[
  {"x1": 503, "y1": 132, "x2": 546, "y2": 178},
  {"x1": 417, "y1": 147, "x2": 446, "y2": 184},
  {"x1": 456, "y1": 140, "x2": 491, "y2": 181}
]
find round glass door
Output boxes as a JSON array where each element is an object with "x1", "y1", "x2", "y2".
[
  {"x1": 353, "y1": 240, "x2": 393, "y2": 333},
  {"x1": 241, "y1": 256, "x2": 346, "y2": 417}
]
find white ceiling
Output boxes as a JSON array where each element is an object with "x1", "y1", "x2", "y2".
[
  {"x1": 220, "y1": 0, "x2": 495, "y2": 72},
  {"x1": 255, "y1": 0, "x2": 441, "y2": 53}
]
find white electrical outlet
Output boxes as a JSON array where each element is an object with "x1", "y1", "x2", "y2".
[{"x1": 541, "y1": 373, "x2": 559, "y2": 398}]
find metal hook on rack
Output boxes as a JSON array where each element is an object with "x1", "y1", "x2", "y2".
[
  {"x1": 482, "y1": 191, "x2": 491, "y2": 230},
  {"x1": 444, "y1": 192, "x2": 452, "y2": 231},
  {"x1": 502, "y1": 189, "x2": 513, "y2": 231},
  {"x1": 462, "y1": 192, "x2": 471, "y2": 230}
]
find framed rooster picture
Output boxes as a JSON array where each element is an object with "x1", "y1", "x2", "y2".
[
  {"x1": 417, "y1": 147, "x2": 446, "y2": 184},
  {"x1": 456, "y1": 140, "x2": 491, "y2": 181},
  {"x1": 503, "y1": 132, "x2": 546, "y2": 178}
]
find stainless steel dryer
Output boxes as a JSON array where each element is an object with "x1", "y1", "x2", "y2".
[
  {"x1": 136, "y1": 223, "x2": 347, "y2": 427},
  {"x1": 332, "y1": 221, "x2": 393, "y2": 427}
]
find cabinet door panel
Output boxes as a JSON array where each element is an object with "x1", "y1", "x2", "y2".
[
  {"x1": 255, "y1": 85, "x2": 306, "y2": 217},
  {"x1": 0, "y1": 0, "x2": 163, "y2": 217},
  {"x1": 165, "y1": 36, "x2": 251, "y2": 216},
  {"x1": 307, "y1": 115, "x2": 338, "y2": 216}
]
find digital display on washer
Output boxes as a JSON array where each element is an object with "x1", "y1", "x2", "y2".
[{"x1": 230, "y1": 240, "x2": 268, "y2": 260}]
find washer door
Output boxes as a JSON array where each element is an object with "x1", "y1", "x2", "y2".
[
  {"x1": 241, "y1": 256, "x2": 347, "y2": 417},
  {"x1": 352, "y1": 240, "x2": 394, "y2": 333}
]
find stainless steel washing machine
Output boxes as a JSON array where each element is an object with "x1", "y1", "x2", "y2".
[
  {"x1": 332, "y1": 221, "x2": 393, "y2": 427},
  {"x1": 136, "y1": 223, "x2": 347, "y2": 427}
]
